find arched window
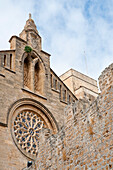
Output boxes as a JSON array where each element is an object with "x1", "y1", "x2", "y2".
[
  {"x1": 34, "y1": 61, "x2": 43, "y2": 94},
  {"x1": 24, "y1": 56, "x2": 31, "y2": 89}
]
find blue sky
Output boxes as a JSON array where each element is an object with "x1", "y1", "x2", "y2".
[{"x1": 0, "y1": 0, "x2": 113, "y2": 81}]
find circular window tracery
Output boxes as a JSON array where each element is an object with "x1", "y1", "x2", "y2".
[
  {"x1": 13, "y1": 110, "x2": 46, "y2": 158},
  {"x1": 9, "y1": 99, "x2": 58, "y2": 160}
]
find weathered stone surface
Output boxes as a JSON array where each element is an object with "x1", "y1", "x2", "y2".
[
  {"x1": 35, "y1": 63, "x2": 113, "y2": 169},
  {"x1": 0, "y1": 14, "x2": 110, "y2": 170},
  {"x1": 60, "y1": 68, "x2": 99, "y2": 103}
]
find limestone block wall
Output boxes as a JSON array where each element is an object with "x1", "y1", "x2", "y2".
[
  {"x1": 99, "y1": 63, "x2": 113, "y2": 92},
  {"x1": 60, "y1": 68, "x2": 99, "y2": 104},
  {"x1": 34, "y1": 63, "x2": 113, "y2": 170},
  {"x1": 60, "y1": 68, "x2": 98, "y2": 94},
  {"x1": 0, "y1": 125, "x2": 28, "y2": 169}
]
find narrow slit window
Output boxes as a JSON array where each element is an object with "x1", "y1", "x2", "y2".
[
  {"x1": 60, "y1": 85, "x2": 62, "y2": 100},
  {"x1": 50, "y1": 74, "x2": 53, "y2": 88},
  {"x1": 69, "y1": 95, "x2": 71, "y2": 104},
  {"x1": 67, "y1": 94, "x2": 69, "y2": 103},
  {"x1": 10, "y1": 54, "x2": 12, "y2": 69},
  {"x1": 63, "y1": 90, "x2": 66, "y2": 101},
  {"x1": 4, "y1": 55, "x2": 6, "y2": 66},
  {"x1": 55, "y1": 79, "x2": 57, "y2": 90}
]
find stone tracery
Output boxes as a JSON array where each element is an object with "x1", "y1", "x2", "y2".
[
  {"x1": 13, "y1": 110, "x2": 45, "y2": 157},
  {"x1": 8, "y1": 98, "x2": 58, "y2": 160}
]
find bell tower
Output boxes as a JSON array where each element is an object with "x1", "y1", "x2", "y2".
[{"x1": 19, "y1": 13, "x2": 42, "y2": 51}]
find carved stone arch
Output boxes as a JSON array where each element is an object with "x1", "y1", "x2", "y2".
[
  {"x1": 21, "y1": 51, "x2": 47, "y2": 94},
  {"x1": 31, "y1": 50, "x2": 47, "y2": 74},
  {"x1": 7, "y1": 98, "x2": 59, "y2": 160},
  {"x1": 33, "y1": 58, "x2": 45, "y2": 94},
  {"x1": 21, "y1": 51, "x2": 47, "y2": 75}
]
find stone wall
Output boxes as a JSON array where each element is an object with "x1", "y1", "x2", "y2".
[{"x1": 34, "y1": 63, "x2": 113, "y2": 170}]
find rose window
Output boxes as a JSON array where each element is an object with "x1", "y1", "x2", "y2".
[{"x1": 13, "y1": 110, "x2": 45, "y2": 158}]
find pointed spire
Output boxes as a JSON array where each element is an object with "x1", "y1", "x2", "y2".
[
  {"x1": 19, "y1": 13, "x2": 39, "y2": 41},
  {"x1": 23, "y1": 13, "x2": 38, "y2": 34}
]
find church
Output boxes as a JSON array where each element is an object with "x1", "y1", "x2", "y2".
[{"x1": 0, "y1": 14, "x2": 105, "y2": 169}]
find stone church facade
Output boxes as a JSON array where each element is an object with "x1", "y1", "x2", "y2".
[{"x1": 1, "y1": 14, "x2": 110, "y2": 170}]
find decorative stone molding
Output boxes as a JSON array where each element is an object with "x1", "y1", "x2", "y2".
[{"x1": 8, "y1": 98, "x2": 58, "y2": 160}]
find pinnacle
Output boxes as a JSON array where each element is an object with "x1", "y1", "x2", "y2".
[
  {"x1": 29, "y1": 13, "x2": 32, "y2": 20},
  {"x1": 24, "y1": 13, "x2": 38, "y2": 34}
]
